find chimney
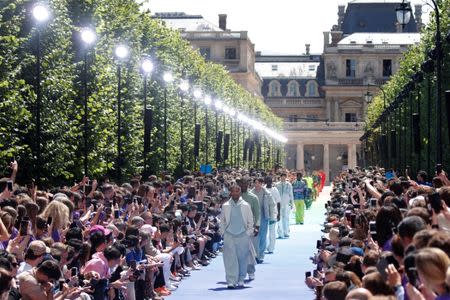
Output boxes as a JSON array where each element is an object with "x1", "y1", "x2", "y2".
[
  {"x1": 219, "y1": 14, "x2": 227, "y2": 30},
  {"x1": 337, "y1": 5, "x2": 345, "y2": 30},
  {"x1": 305, "y1": 44, "x2": 310, "y2": 55},
  {"x1": 414, "y1": 5, "x2": 423, "y2": 31}
]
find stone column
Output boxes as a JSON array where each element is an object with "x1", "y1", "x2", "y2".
[
  {"x1": 326, "y1": 98, "x2": 331, "y2": 120},
  {"x1": 334, "y1": 100, "x2": 340, "y2": 121},
  {"x1": 296, "y1": 143, "x2": 304, "y2": 171},
  {"x1": 324, "y1": 144, "x2": 330, "y2": 184},
  {"x1": 348, "y1": 143, "x2": 357, "y2": 168}
]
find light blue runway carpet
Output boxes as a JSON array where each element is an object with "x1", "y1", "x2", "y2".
[{"x1": 169, "y1": 186, "x2": 330, "y2": 300}]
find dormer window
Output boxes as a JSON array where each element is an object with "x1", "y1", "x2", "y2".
[{"x1": 268, "y1": 80, "x2": 282, "y2": 97}]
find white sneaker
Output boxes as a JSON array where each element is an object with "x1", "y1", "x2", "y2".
[
  {"x1": 167, "y1": 284, "x2": 178, "y2": 291},
  {"x1": 248, "y1": 273, "x2": 255, "y2": 281},
  {"x1": 237, "y1": 280, "x2": 244, "y2": 287}
]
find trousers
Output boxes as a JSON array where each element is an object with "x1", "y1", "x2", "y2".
[
  {"x1": 267, "y1": 222, "x2": 276, "y2": 252},
  {"x1": 223, "y1": 232, "x2": 251, "y2": 285},
  {"x1": 258, "y1": 217, "x2": 269, "y2": 260},
  {"x1": 294, "y1": 200, "x2": 305, "y2": 224},
  {"x1": 277, "y1": 203, "x2": 290, "y2": 237}
]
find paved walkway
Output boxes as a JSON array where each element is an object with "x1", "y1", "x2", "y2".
[{"x1": 170, "y1": 186, "x2": 330, "y2": 300}]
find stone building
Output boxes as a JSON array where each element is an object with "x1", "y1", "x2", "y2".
[
  {"x1": 256, "y1": 0, "x2": 421, "y2": 181},
  {"x1": 155, "y1": 12, "x2": 262, "y2": 98}
]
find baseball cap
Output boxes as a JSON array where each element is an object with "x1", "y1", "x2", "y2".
[
  {"x1": 89, "y1": 225, "x2": 112, "y2": 236},
  {"x1": 28, "y1": 240, "x2": 50, "y2": 256}
]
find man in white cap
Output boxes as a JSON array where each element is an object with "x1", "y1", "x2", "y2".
[{"x1": 17, "y1": 241, "x2": 50, "y2": 275}]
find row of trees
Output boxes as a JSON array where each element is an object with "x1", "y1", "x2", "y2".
[
  {"x1": 364, "y1": 0, "x2": 450, "y2": 175},
  {"x1": 0, "y1": 0, "x2": 282, "y2": 185}
]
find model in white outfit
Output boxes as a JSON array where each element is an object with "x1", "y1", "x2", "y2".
[
  {"x1": 266, "y1": 178, "x2": 281, "y2": 253},
  {"x1": 276, "y1": 173, "x2": 294, "y2": 238},
  {"x1": 220, "y1": 185, "x2": 255, "y2": 288}
]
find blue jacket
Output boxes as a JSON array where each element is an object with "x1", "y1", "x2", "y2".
[{"x1": 292, "y1": 179, "x2": 307, "y2": 200}]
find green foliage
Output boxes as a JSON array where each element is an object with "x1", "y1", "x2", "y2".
[
  {"x1": 365, "y1": 0, "x2": 450, "y2": 173},
  {"x1": 0, "y1": 0, "x2": 282, "y2": 184}
]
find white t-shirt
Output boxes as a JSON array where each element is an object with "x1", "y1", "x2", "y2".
[
  {"x1": 17, "y1": 261, "x2": 33, "y2": 276},
  {"x1": 268, "y1": 186, "x2": 281, "y2": 204}
]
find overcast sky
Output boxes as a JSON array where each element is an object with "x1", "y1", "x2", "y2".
[{"x1": 142, "y1": 0, "x2": 429, "y2": 55}]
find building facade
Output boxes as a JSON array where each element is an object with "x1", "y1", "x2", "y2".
[
  {"x1": 256, "y1": 0, "x2": 421, "y2": 181},
  {"x1": 155, "y1": 12, "x2": 262, "y2": 98}
]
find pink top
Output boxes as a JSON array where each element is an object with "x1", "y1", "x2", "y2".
[{"x1": 81, "y1": 252, "x2": 110, "y2": 279}]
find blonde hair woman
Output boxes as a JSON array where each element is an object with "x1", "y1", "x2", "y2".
[
  {"x1": 40, "y1": 201, "x2": 70, "y2": 242},
  {"x1": 407, "y1": 247, "x2": 450, "y2": 300}
]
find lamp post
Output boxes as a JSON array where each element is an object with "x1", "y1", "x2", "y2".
[
  {"x1": 114, "y1": 44, "x2": 129, "y2": 183},
  {"x1": 204, "y1": 95, "x2": 212, "y2": 165},
  {"x1": 32, "y1": 3, "x2": 50, "y2": 183},
  {"x1": 141, "y1": 58, "x2": 153, "y2": 176},
  {"x1": 80, "y1": 27, "x2": 96, "y2": 177},
  {"x1": 214, "y1": 99, "x2": 223, "y2": 167},
  {"x1": 397, "y1": 0, "x2": 443, "y2": 164},
  {"x1": 163, "y1": 72, "x2": 173, "y2": 171},
  {"x1": 193, "y1": 89, "x2": 202, "y2": 168},
  {"x1": 179, "y1": 80, "x2": 190, "y2": 172}
]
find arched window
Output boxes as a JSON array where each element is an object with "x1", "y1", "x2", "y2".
[
  {"x1": 306, "y1": 80, "x2": 318, "y2": 97},
  {"x1": 268, "y1": 80, "x2": 281, "y2": 97},
  {"x1": 287, "y1": 81, "x2": 300, "y2": 97}
]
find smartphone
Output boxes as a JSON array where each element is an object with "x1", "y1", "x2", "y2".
[
  {"x1": 59, "y1": 280, "x2": 65, "y2": 291},
  {"x1": 404, "y1": 255, "x2": 420, "y2": 289},
  {"x1": 47, "y1": 217, "x2": 53, "y2": 225},
  {"x1": 377, "y1": 257, "x2": 389, "y2": 281},
  {"x1": 352, "y1": 181, "x2": 357, "y2": 188},
  {"x1": 345, "y1": 210, "x2": 352, "y2": 221},
  {"x1": 305, "y1": 271, "x2": 311, "y2": 278},
  {"x1": 316, "y1": 240, "x2": 322, "y2": 249},
  {"x1": 353, "y1": 204, "x2": 361, "y2": 209},
  {"x1": 369, "y1": 221, "x2": 376, "y2": 232},
  {"x1": 436, "y1": 163, "x2": 443, "y2": 175},
  {"x1": 7, "y1": 180, "x2": 13, "y2": 192},
  {"x1": 19, "y1": 219, "x2": 29, "y2": 236},
  {"x1": 85, "y1": 198, "x2": 91, "y2": 208},
  {"x1": 429, "y1": 192, "x2": 442, "y2": 214},
  {"x1": 350, "y1": 214, "x2": 356, "y2": 228},
  {"x1": 313, "y1": 269, "x2": 319, "y2": 278},
  {"x1": 324, "y1": 203, "x2": 328, "y2": 209},
  {"x1": 71, "y1": 267, "x2": 78, "y2": 277},
  {"x1": 130, "y1": 260, "x2": 137, "y2": 270},
  {"x1": 370, "y1": 198, "x2": 377, "y2": 208},
  {"x1": 114, "y1": 210, "x2": 120, "y2": 219}
]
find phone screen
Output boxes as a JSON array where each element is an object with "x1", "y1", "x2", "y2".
[
  {"x1": 376, "y1": 258, "x2": 389, "y2": 281},
  {"x1": 20, "y1": 220, "x2": 29, "y2": 236},
  {"x1": 7, "y1": 181, "x2": 13, "y2": 191},
  {"x1": 305, "y1": 271, "x2": 311, "y2": 278},
  {"x1": 430, "y1": 192, "x2": 442, "y2": 213}
]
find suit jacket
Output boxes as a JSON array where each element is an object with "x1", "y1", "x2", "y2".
[{"x1": 219, "y1": 197, "x2": 254, "y2": 236}]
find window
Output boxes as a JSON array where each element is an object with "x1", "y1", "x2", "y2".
[
  {"x1": 287, "y1": 81, "x2": 300, "y2": 97},
  {"x1": 199, "y1": 47, "x2": 210, "y2": 60},
  {"x1": 268, "y1": 80, "x2": 281, "y2": 97},
  {"x1": 308, "y1": 65, "x2": 316, "y2": 71},
  {"x1": 345, "y1": 113, "x2": 357, "y2": 122},
  {"x1": 383, "y1": 59, "x2": 392, "y2": 77},
  {"x1": 306, "y1": 80, "x2": 318, "y2": 97},
  {"x1": 271, "y1": 64, "x2": 278, "y2": 71},
  {"x1": 288, "y1": 115, "x2": 298, "y2": 122},
  {"x1": 346, "y1": 59, "x2": 356, "y2": 77},
  {"x1": 225, "y1": 47, "x2": 237, "y2": 59},
  {"x1": 306, "y1": 115, "x2": 318, "y2": 122}
]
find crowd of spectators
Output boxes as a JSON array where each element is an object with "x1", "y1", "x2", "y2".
[
  {"x1": 305, "y1": 166, "x2": 450, "y2": 300},
  {"x1": 0, "y1": 159, "x2": 301, "y2": 300}
]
